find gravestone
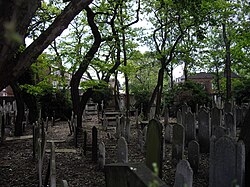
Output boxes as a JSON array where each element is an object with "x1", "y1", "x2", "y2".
[
  {"x1": 224, "y1": 113, "x2": 236, "y2": 139},
  {"x1": 234, "y1": 106, "x2": 243, "y2": 127},
  {"x1": 165, "y1": 124, "x2": 172, "y2": 143},
  {"x1": 177, "y1": 109, "x2": 182, "y2": 125},
  {"x1": 145, "y1": 119, "x2": 163, "y2": 178},
  {"x1": 98, "y1": 141, "x2": 105, "y2": 169},
  {"x1": 185, "y1": 111, "x2": 196, "y2": 144},
  {"x1": 120, "y1": 115, "x2": 125, "y2": 137},
  {"x1": 172, "y1": 124, "x2": 185, "y2": 163},
  {"x1": 92, "y1": 126, "x2": 98, "y2": 162},
  {"x1": 181, "y1": 103, "x2": 189, "y2": 125},
  {"x1": 213, "y1": 126, "x2": 227, "y2": 139},
  {"x1": 115, "y1": 116, "x2": 121, "y2": 139},
  {"x1": 211, "y1": 107, "x2": 222, "y2": 135},
  {"x1": 197, "y1": 107, "x2": 211, "y2": 153},
  {"x1": 209, "y1": 136, "x2": 245, "y2": 187},
  {"x1": 125, "y1": 117, "x2": 131, "y2": 142},
  {"x1": 224, "y1": 101, "x2": 232, "y2": 113},
  {"x1": 117, "y1": 137, "x2": 128, "y2": 163},
  {"x1": 188, "y1": 140, "x2": 199, "y2": 174},
  {"x1": 174, "y1": 159, "x2": 193, "y2": 187}
]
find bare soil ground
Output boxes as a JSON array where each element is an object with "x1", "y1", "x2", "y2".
[{"x1": 0, "y1": 115, "x2": 209, "y2": 187}]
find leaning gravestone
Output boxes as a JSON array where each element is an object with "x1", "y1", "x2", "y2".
[
  {"x1": 115, "y1": 116, "x2": 121, "y2": 139},
  {"x1": 174, "y1": 159, "x2": 193, "y2": 187},
  {"x1": 224, "y1": 113, "x2": 236, "y2": 139},
  {"x1": 213, "y1": 126, "x2": 227, "y2": 139},
  {"x1": 197, "y1": 107, "x2": 211, "y2": 153},
  {"x1": 120, "y1": 115, "x2": 125, "y2": 137},
  {"x1": 145, "y1": 119, "x2": 163, "y2": 178},
  {"x1": 172, "y1": 124, "x2": 185, "y2": 163},
  {"x1": 181, "y1": 103, "x2": 189, "y2": 126},
  {"x1": 125, "y1": 117, "x2": 131, "y2": 142},
  {"x1": 211, "y1": 107, "x2": 222, "y2": 135},
  {"x1": 188, "y1": 140, "x2": 199, "y2": 174},
  {"x1": 177, "y1": 109, "x2": 182, "y2": 125},
  {"x1": 92, "y1": 126, "x2": 98, "y2": 162},
  {"x1": 209, "y1": 136, "x2": 245, "y2": 187},
  {"x1": 224, "y1": 101, "x2": 232, "y2": 114},
  {"x1": 165, "y1": 124, "x2": 172, "y2": 143},
  {"x1": 185, "y1": 111, "x2": 196, "y2": 144},
  {"x1": 117, "y1": 137, "x2": 128, "y2": 163},
  {"x1": 98, "y1": 141, "x2": 105, "y2": 169}
]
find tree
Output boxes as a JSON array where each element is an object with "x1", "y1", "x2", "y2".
[{"x1": 0, "y1": 0, "x2": 93, "y2": 91}]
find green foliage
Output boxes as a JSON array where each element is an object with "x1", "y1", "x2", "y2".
[
  {"x1": 233, "y1": 78, "x2": 250, "y2": 105},
  {"x1": 165, "y1": 80, "x2": 211, "y2": 113}
]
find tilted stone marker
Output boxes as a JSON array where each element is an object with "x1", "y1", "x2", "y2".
[
  {"x1": 165, "y1": 124, "x2": 172, "y2": 143},
  {"x1": 172, "y1": 124, "x2": 185, "y2": 163},
  {"x1": 185, "y1": 111, "x2": 196, "y2": 144},
  {"x1": 177, "y1": 109, "x2": 182, "y2": 125},
  {"x1": 197, "y1": 107, "x2": 211, "y2": 153},
  {"x1": 174, "y1": 159, "x2": 193, "y2": 187},
  {"x1": 98, "y1": 141, "x2": 105, "y2": 169},
  {"x1": 209, "y1": 136, "x2": 245, "y2": 187},
  {"x1": 188, "y1": 140, "x2": 199, "y2": 174},
  {"x1": 211, "y1": 107, "x2": 222, "y2": 135},
  {"x1": 125, "y1": 117, "x2": 131, "y2": 142},
  {"x1": 224, "y1": 112, "x2": 236, "y2": 139},
  {"x1": 145, "y1": 119, "x2": 163, "y2": 178},
  {"x1": 92, "y1": 126, "x2": 98, "y2": 162},
  {"x1": 115, "y1": 115, "x2": 121, "y2": 138},
  {"x1": 213, "y1": 126, "x2": 226, "y2": 139},
  {"x1": 117, "y1": 137, "x2": 128, "y2": 163}
]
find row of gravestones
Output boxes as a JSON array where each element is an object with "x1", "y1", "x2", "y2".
[
  {"x1": 176, "y1": 103, "x2": 248, "y2": 153},
  {"x1": 33, "y1": 117, "x2": 69, "y2": 187},
  {"x1": 141, "y1": 117, "x2": 245, "y2": 187}
]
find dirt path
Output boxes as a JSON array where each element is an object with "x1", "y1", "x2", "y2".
[{"x1": 0, "y1": 115, "x2": 209, "y2": 187}]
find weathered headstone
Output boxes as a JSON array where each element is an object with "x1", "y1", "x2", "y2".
[
  {"x1": 165, "y1": 124, "x2": 172, "y2": 143},
  {"x1": 172, "y1": 124, "x2": 185, "y2": 163},
  {"x1": 211, "y1": 107, "x2": 222, "y2": 135},
  {"x1": 181, "y1": 103, "x2": 189, "y2": 125},
  {"x1": 117, "y1": 137, "x2": 128, "y2": 163},
  {"x1": 197, "y1": 107, "x2": 211, "y2": 153},
  {"x1": 177, "y1": 109, "x2": 182, "y2": 125},
  {"x1": 120, "y1": 115, "x2": 125, "y2": 137},
  {"x1": 115, "y1": 116, "x2": 121, "y2": 139},
  {"x1": 224, "y1": 101, "x2": 232, "y2": 114},
  {"x1": 209, "y1": 136, "x2": 245, "y2": 187},
  {"x1": 234, "y1": 105, "x2": 243, "y2": 127},
  {"x1": 185, "y1": 111, "x2": 196, "y2": 144},
  {"x1": 213, "y1": 126, "x2": 227, "y2": 139},
  {"x1": 174, "y1": 159, "x2": 193, "y2": 187},
  {"x1": 188, "y1": 140, "x2": 199, "y2": 174},
  {"x1": 98, "y1": 141, "x2": 105, "y2": 169},
  {"x1": 145, "y1": 119, "x2": 163, "y2": 178},
  {"x1": 92, "y1": 126, "x2": 98, "y2": 162},
  {"x1": 125, "y1": 117, "x2": 131, "y2": 142},
  {"x1": 224, "y1": 113, "x2": 236, "y2": 139}
]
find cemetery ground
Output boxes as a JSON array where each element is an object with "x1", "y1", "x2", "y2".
[{"x1": 0, "y1": 115, "x2": 209, "y2": 187}]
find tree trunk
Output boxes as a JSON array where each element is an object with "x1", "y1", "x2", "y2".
[
  {"x1": 0, "y1": 0, "x2": 93, "y2": 91},
  {"x1": 70, "y1": 6, "x2": 101, "y2": 128},
  {"x1": 10, "y1": 83, "x2": 24, "y2": 136},
  {"x1": 222, "y1": 23, "x2": 231, "y2": 101}
]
